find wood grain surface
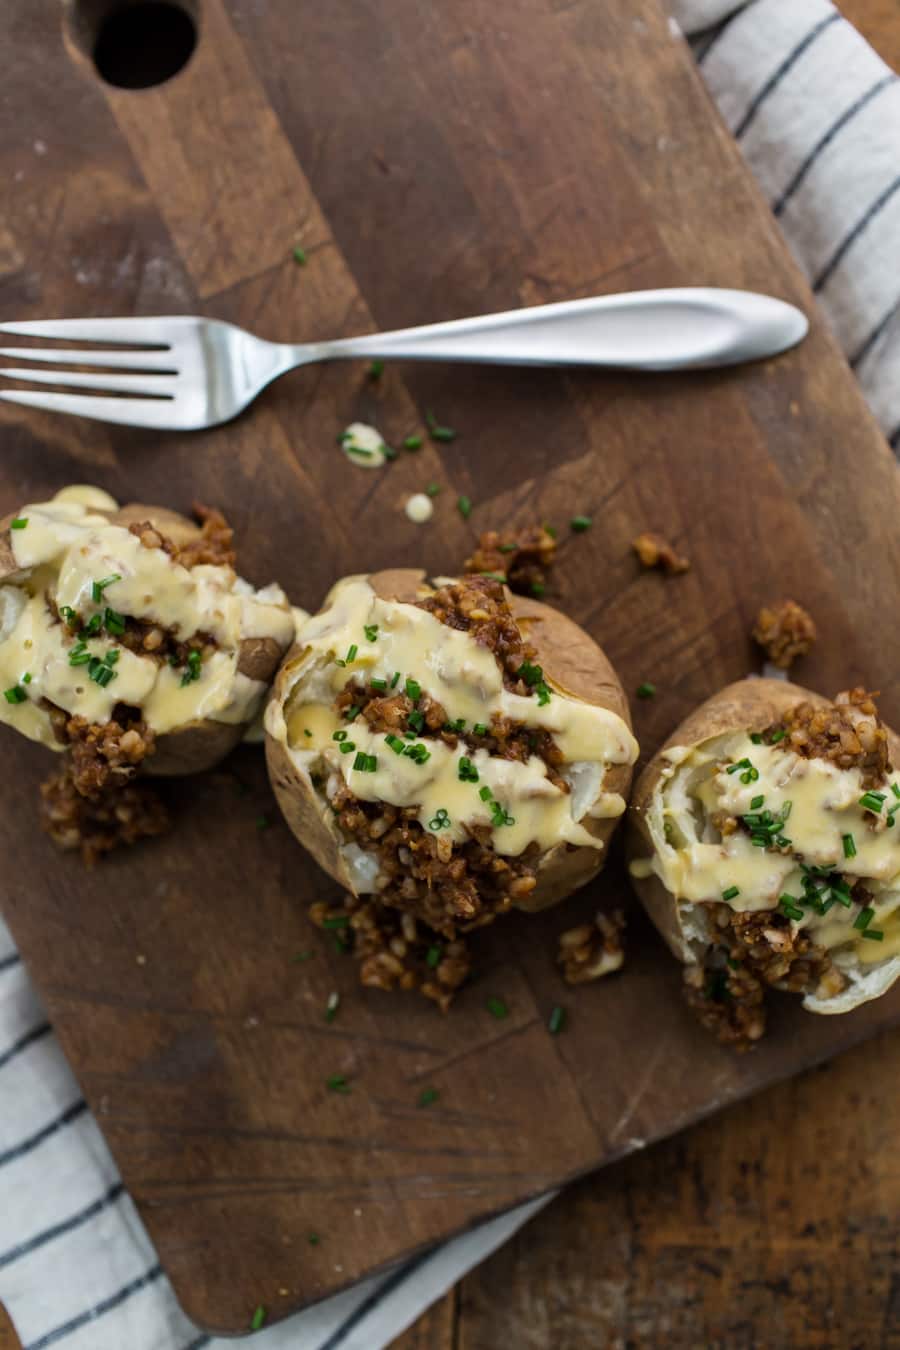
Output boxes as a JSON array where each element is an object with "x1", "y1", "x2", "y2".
[
  {"x1": 394, "y1": 4, "x2": 900, "y2": 1347},
  {"x1": 2, "y1": 0, "x2": 900, "y2": 1338}
]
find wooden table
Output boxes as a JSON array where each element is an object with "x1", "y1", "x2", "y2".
[
  {"x1": 0, "y1": 4, "x2": 897, "y2": 1349},
  {"x1": 393, "y1": 5, "x2": 900, "y2": 1347}
]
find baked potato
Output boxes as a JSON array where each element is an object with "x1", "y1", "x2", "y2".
[
  {"x1": 628, "y1": 678, "x2": 900, "y2": 1037},
  {"x1": 266, "y1": 569, "x2": 637, "y2": 936},
  {"x1": 0, "y1": 484, "x2": 295, "y2": 776}
]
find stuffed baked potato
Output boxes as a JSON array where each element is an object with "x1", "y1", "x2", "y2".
[
  {"x1": 628, "y1": 678, "x2": 900, "y2": 1044},
  {"x1": 0, "y1": 485, "x2": 295, "y2": 778},
  {"x1": 266, "y1": 569, "x2": 637, "y2": 936}
]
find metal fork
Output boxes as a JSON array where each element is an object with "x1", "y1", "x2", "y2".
[{"x1": 0, "y1": 288, "x2": 807, "y2": 431}]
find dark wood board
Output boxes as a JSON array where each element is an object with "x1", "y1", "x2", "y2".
[{"x1": 3, "y1": 0, "x2": 900, "y2": 1334}]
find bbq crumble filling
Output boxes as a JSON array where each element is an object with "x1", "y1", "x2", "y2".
[
  {"x1": 324, "y1": 578, "x2": 559, "y2": 939},
  {"x1": 33, "y1": 504, "x2": 237, "y2": 865},
  {"x1": 682, "y1": 688, "x2": 893, "y2": 1049}
]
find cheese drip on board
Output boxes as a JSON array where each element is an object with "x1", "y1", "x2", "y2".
[
  {"x1": 0, "y1": 487, "x2": 294, "y2": 747},
  {"x1": 634, "y1": 728, "x2": 900, "y2": 967},
  {"x1": 266, "y1": 575, "x2": 638, "y2": 859}
]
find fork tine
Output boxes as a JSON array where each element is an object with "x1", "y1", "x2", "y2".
[
  {"x1": 0, "y1": 368, "x2": 178, "y2": 396},
  {"x1": 0, "y1": 389, "x2": 190, "y2": 429},
  {"x1": 0, "y1": 347, "x2": 177, "y2": 370},
  {"x1": 0, "y1": 317, "x2": 183, "y2": 346}
]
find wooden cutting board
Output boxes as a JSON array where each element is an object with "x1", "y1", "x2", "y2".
[{"x1": 3, "y1": 0, "x2": 900, "y2": 1334}]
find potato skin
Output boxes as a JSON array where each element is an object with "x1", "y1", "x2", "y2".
[
  {"x1": 626, "y1": 677, "x2": 900, "y2": 963},
  {"x1": 266, "y1": 568, "x2": 635, "y2": 915}
]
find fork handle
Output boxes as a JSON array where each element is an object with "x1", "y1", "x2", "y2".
[{"x1": 306, "y1": 288, "x2": 807, "y2": 372}]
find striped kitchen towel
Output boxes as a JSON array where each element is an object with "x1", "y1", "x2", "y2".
[{"x1": 2, "y1": 2, "x2": 899, "y2": 1347}]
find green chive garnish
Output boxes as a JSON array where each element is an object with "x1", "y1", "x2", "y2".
[
  {"x1": 779, "y1": 896, "x2": 804, "y2": 921},
  {"x1": 326, "y1": 1074, "x2": 350, "y2": 1092},
  {"x1": 418, "y1": 1087, "x2": 439, "y2": 1107},
  {"x1": 90, "y1": 574, "x2": 121, "y2": 603},
  {"x1": 721, "y1": 886, "x2": 740, "y2": 902},
  {"x1": 344, "y1": 704, "x2": 361, "y2": 721},
  {"x1": 250, "y1": 1304, "x2": 267, "y2": 1331},
  {"x1": 3, "y1": 685, "x2": 26, "y2": 704},
  {"x1": 570, "y1": 515, "x2": 592, "y2": 532},
  {"x1": 473, "y1": 723, "x2": 488, "y2": 737},
  {"x1": 364, "y1": 624, "x2": 379, "y2": 642},
  {"x1": 385, "y1": 733, "x2": 405, "y2": 754},
  {"x1": 854, "y1": 906, "x2": 875, "y2": 931},
  {"x1": 636, "y1": 682, "x2": 656, "y2": 699},
  {"x1": 530, "y1": 582, "x2": 546, "y2": 598},
  {"x1": 862, "y1": 929, "x2": 884, "y2": 941},
  {"x1": 457, "y1": 495, "x2": 472, "y2": 519},
  {"x1": 458, "y1": 756, "x2": 479, "y2": 783},
  {"x1": 352, "y1": 752, "x2": 377, "y2": 772},
  {"x1": 22, "y1": 673, "x2": 31, "y2": 684},
  {"x1": 370, "y1": 678, "x2": 387, "y2": 691},
  {"x1": 425, "y1": 482, "x2": 441, "y2": 497},
  {"x1": 750, "y1": 732, "x2": 762, "y2": 744},
  {"x1": 548, "y1": 1005, "x2": 566, "y2": 1035},
  {"x1": 843, "y1": 834, "x2": 857, "y2": 859},
  {"x1": 10, "y1": 517, "x2": 27, "y2": 530},
  {"x1": 293, "y1": 246, "x2": 307, "y2": 264},
  {"x1": 425, "y1": 410, "x2": 457, "y2": 441},
  {"x1": 426, "y1": 945, "x2": 442, "y2": 968},
  {"x1": 750, "y1": 795, "x2": 764, "y2": 810},
  {"x1": 405, "y1": 676, "x2": 421, "y2": 702},
  {"x1": 390, "y1": 671, "x2": 401, "y2": 688},
  {"x1": 308, "y1": 1232, "x2": 320, "y2": 1245},
  {"x1": 403, "y1": 434, "x2": 423, "y2": 451},
  {"x1": 339, "y1": 741, "x2": 356, "y2": 753},
  {"x1": 323, "y1": 915, "x2": 350, "y2": 930},
  {"x1": 770, "y1": 728, "x2": 787, "y2": 743},
  {"x1": 479, "y1": 785, "x2": 493, "y2": 801},
  {"x1": 486, "y1": 996, "x2": 508, "y2": 1019},
  {"x1": 367, "y1": 359, "x2": 384, "y2": 379},
  {"x1": 333, "y1": 730, "x2": 347, "y2": 741}
]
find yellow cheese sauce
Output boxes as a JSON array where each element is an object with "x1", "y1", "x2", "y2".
[
  {"x1": 268, "y1": 575, "x2": 637, "y2": 857},
  {"x1": 1, "y1": 487, "x2": 293, "y2": 746},
  {"x1": 635, "y1": 728, "x2": 900, "y2": 966}
]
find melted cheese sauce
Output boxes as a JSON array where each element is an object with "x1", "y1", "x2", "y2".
[
  {"x1": 267, "y1": 575, "x2": 637, "y2": 857},
  {"x1": 634, "y1": 729, "x2": 900, "y2": 966},
  {"x1": 1, "y1": 488, "x2": 294, "y2": 746}
]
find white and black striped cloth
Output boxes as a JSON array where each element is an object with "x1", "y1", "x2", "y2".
[{"x1": 2, "y1": 3, "x2": 899, "y2": 1345}]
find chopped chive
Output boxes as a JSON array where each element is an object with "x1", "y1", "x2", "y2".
[
  {"x1": 750, "y1": 795, "x2": 764, "y2": 810},
  {"x1": 22, "y1": 673, "x2": 31, "y2": 684},
  {"x1": 425, "y1": 482, "x2": 441, "y2": 497},
  {"x1": 859, "y1": 791, "x2": 886, "y2": 813},
  {"x1": 544, "y1": 523, "x2": 557, "y2": 539},
  {"x1": 570, "y1": 515, "x2": 592, "y2": 532},
  {"x1": 367, "y1": 359, "x2": 384, "y2": 380},
  {"x1": 325, "y1": 991, "x2": 340, "y2": 1023},
  {"x1": 479, "y1": 785, "x2": 493, "y2": 801},
  {"x1": 854, "y1": 906, "x2": 875, "y2": 931},
  {"x1": 339, "y1": 741, "x2": 356, "y2": 754},
  {"x1": 364, "y1": 624, "x2": 379, "y2": 642},
  {"x1": 770, "y1": 728, "x2": 787, "y2": 743},
  {"x1": 779, "y1": 896, "x2": 804, "y2": 921},
  {"x1": 548, "y1": 1005, "x2": 566, "y2": 1035},
  {"x1": 180, "y1": 649, "x2": 202, "y2": 687},
  {"x1": 530, "y1": 582, "x2": 546, "y2": 597},
  {"x1": 750, "y1": 732, "x2": 762, "y2": 744},
  {"x1": 333, "y1": 730, "x2": 347, "y2": 741},
  {"x1": 402, "y1": 742, "x2": 430, "y2": 763},
  {"x1": 843, "y1": 833, "x2": 857, "y2": 859},
  {"x1": 405, "y1": 676, "x2": 421, "y2": 702},
  {"x1": 370, "y1": 677, "x2": 387, "y2": 691},
  {"x1": 425, "y1": 944, "x2": 442, "y2": 968},
  {"x1": 536, "y1": 682, "x2": 551, "y2": 707},
  {"x1": 403, "y1": 434, "x2": 423, "y2": 451},
  {"x1": 458, "y1": 756, "x2": 479, "y2": 783},
  {"x1": 90, "y1": 573, "x2": 121, "y2": 603},
  {"x1": 83, "y1": 613, "x2": 102, "y2": 636},
  {"x1": 486, "y1": 996, "x2": 508, "y2": 1020},
  {"x1": 250, "y1": 1305, "x2": 267, "y2": 1331},
  {"x1": 862, "y1": 929, "x2": 884, "y2": 941},
  {"x1": 636, "y1": 681, "x2": 656, "y2": 699},
  {"x1": 347, "y1": 644, "x2": 358, "y2": 663},
  {"x1": 382, "y1": 443, "x2": 398, "y2": 460},
  {"x1": 457, "y1": 495, "x2": 472, "y2": 519},
  {"x1": 59, "y1": 605, "x2": 78, "y2": 628},
  {"x1": 893, "y1": 784, "x2": 900, "y2": 800},
  {"x1": 323, "y1": 916, "x2": 350, "y2": 931},
  {"x1": 721, "y1": 886, "x2": 740, "y2": 902},
  {"x1": 418, "y1": 1087, "x2": 439, "y2": 1108},
  {"x1": 781, "y1": 800, "x2": 793, "y2": 821},
  {"x1": 431, "y1": 425, "x2": 456, "y2": 442},
  {"x1": 3, "y1": 685, "x2": 26, "y2": 704},
  {"x1": 293, "y1": 245, "x2": 307, "y2": 264},
  {"x1": 479, "y1": 571, "x2": 507, "y2": 583},
  {"x1": 428, "y1": 808, "x2": 451, "y2": 830},
  {"x1": 326, "y1": 1074, "x2": 350, "y2": 1093},
  {"x1": 352, "y1": 752, "x2": 377, "y2": 772},
  {"x1": 473, "y1": 723, "x2": 488, "y2": 737},
  {"x1": 407, "y1": 710, "x2": 425, "y2": 733},
  {"x1": 308, "y1": 1232, "x2": 321, "y2": 1245},
  {"x1": 344, "y1": 704, "x2": 361, "y2": 721},
  {"x1": 104, "y1": 607, "x2": 125, "y2": 635},
  {"x1": 385, "y1": 733, "x2": 405, "y2": 754},
  {"x1": 390, "y1": 671, "x2": 401, "y2": 688}
]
